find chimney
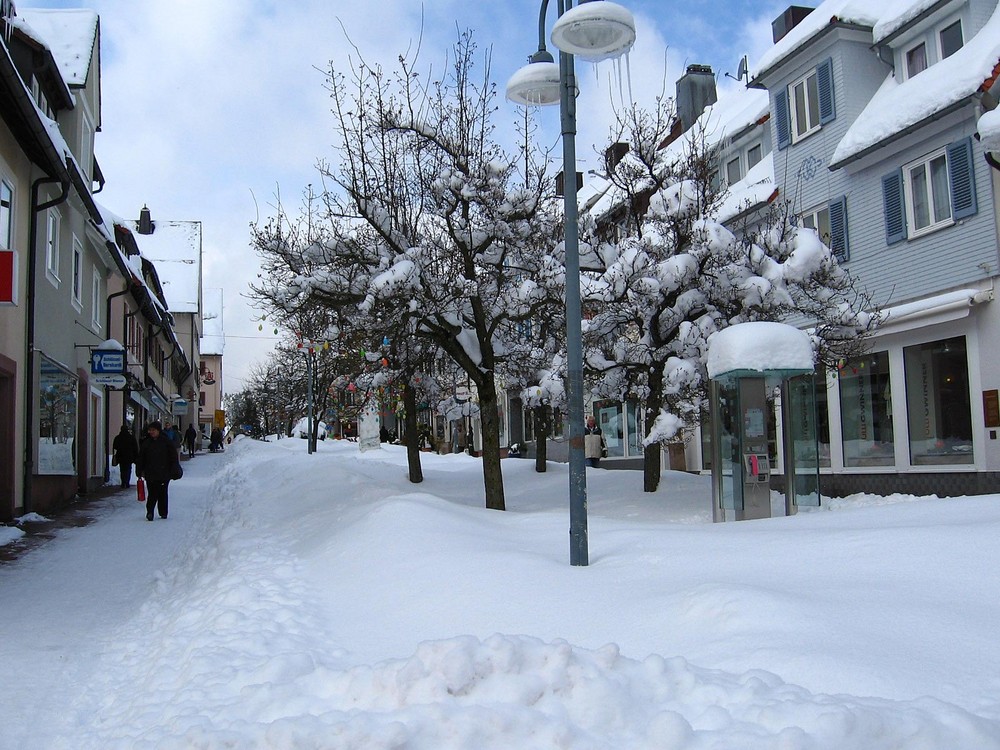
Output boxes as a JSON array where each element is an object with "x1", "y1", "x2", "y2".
[
  {"x1": 604, "y1": 142, "x2": 630, "y2": 173},
  {"x1": 675, "y1": 64, "x2": 717, "y2": 132},
  {"x1": 772, "y1": 6, "x2": 814, "y2": 43},
  {"x1": 137, "y1": 205, "x2": 154, "y2": 235}
]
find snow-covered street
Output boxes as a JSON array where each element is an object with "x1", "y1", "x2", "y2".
[{"x1": 2, "y1": 437, "x2": 999, "y2": 748}]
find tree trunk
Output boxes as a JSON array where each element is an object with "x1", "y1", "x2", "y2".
[
  {"x1": 534, "y1": 404, "x2": 548, "y2": 473},
  {"x1": 643, "y1": 442, "x2": 661, "y2": 492},
  {"x1": 477, "y1": 379, "x2": 506, "y2": 511},
  {"x1": 643, "y1": 367, "x2": 665, "y2": 492},
  {"x1": 403, "y1": 382, "x2": 423, "y2": 484}
]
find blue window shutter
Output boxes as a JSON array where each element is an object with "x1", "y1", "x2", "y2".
[
  {"x1": 947, "y1": 136, "x2": 977, "y2": 220},
  {"x1": 828, "y1": 196, "x2": 848, "y2": 261},
  {"x1": 817, "y1": 58, "x2": 836, "y2": 124},
  {"x1": 775, "y1": 89, "x2": 790, "y2": 150},
  {"x1": 882, "y1": 170, "x2": 906, "y2": 245}
]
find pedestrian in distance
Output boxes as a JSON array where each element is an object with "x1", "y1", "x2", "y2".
[
  {"x1": 584, "y1": 415, "x2": 606, "y2": 468},
  {"x1": 163, "y1": 422, "x2": 182, "y2": 453},
  {"x1": 136, "y1": 420, "x2": 182, "y2": 521},
  {"x1": 184, "y1": 423, "x2": 197, "y2": 458},
  {"x1": 111, "y1": 424, "x2": 138, "y2": 488}
]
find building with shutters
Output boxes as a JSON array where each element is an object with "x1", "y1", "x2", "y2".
[{"x1": 673, "y1": 0, "x2": 1000, "y2": 497}]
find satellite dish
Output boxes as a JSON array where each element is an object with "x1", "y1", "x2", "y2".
[{"x1": 725, "y1": 55, "x2": 750, "y2": 84}]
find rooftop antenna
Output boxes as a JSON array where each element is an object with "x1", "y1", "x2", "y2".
[{"x1": 725, "y1": 55, "x2": 749, "y2": 84}]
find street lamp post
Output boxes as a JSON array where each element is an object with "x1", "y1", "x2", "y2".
[{"x1": 507, "y1": 0, "x2": 636, "y2": 566}]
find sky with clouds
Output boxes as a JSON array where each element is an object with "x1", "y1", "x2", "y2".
[{"x1": 22, "y1": 0, "x2": 787, "y2": 390}]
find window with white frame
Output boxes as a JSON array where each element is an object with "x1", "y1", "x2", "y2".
[
  {"x1": 45, "y1": 209, "x2": 60, "y2": 283},
  {"x1": 800, "y1": 205, "x2": 831, "y2": 246},
  {"x1": 91, "y1": 268, "x2": 102, "y2": 331},
  {"x1": 903, "y1": 147, "x2": 951, "y2": 236},
  {"x1": 0, "y1": 180, "x2": 12, "y2": 250},
  {"x1": 882, "y1": 137, "x2": 977, "y2": 245},
  {"x1": 71, "y1": 237, "x2": 83, "y2": 305},
  {"x1": 939, "y1": 19, "x2": 963, "y2": 59},
  {"x1": 789, "y1": 69, "x2": 821, "y2": 142},
  {"x1": 747, "y1": 143, "x2": 763, "y2": 170},
  {"x1": 905, "y1": 41, "x2": 927, "y2": 78}
]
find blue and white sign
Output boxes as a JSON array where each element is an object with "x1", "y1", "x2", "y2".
[{"x1": 91, "y1": 350, "x2": 125, "y2": 374}]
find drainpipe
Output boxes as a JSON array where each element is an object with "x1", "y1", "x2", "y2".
[
  {"x1": 23, "y1": 176, "x2": 71, "y2": 514},
  {"x1": 101, "y1": 283, "x2": 133, "y2": 482}
]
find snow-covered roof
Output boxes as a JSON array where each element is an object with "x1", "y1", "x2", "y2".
[
  {"x1": 15, "y1": 9, "x2": 98, "y2": 87},
  {"x1": 873, "y1": 0, "x2": 947, "y2": 43},
  {"x1": 588, "y1": 86, "x2": 770, "y2": 225},
  {"x1": 131, "y1": 220, "x2": 202, "y2": 314},
  {"x1": 716, "y1": 151, "x2": 777, "y2": 224},
  {"x1": 831, "y1": 3, "x2": 1000, "y2": 166},
  {"x1": 751, "y1": 0, "x2": 878, "y2": 79},
  {"x1": 201, "y1": 288, "x2": 225, "y2": 356},
  {"x1": 980, "y1": 107, "x2": 1000, "y2": 151},
  {"x1": 707, "y1": 321, "x2": 814, "y2": 378},
  {"x1": 661, "y1": 86, "x2": 770, "y2": 165}
]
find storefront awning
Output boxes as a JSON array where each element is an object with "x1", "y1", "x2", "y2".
[{"x1": 874, "y1": 287, "x2": 993, "y2": 337}]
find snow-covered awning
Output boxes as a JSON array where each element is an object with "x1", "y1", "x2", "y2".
[{"x1": 872, "y1": 286, "x2": 993, "y2": 336}]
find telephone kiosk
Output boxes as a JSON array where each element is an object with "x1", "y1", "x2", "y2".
[{"x1": 706, "y1": 322, "x2": 821, "y2": 522}]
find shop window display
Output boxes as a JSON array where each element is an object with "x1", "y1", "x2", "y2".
[
  {"x1": 904, "y1": 336, "x2": 972, "y2": 465},
  {"x1": 840, "y1": 352, "x2": 894, "y2": 466}
]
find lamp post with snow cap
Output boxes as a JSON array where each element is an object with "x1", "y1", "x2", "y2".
[{"x1": 506, "y1": 0, "x2": 636, "y2": 566}]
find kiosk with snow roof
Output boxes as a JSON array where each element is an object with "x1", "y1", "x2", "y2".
[{"x1": 707, "y1": 322, "x2": 820, "y2": 521}]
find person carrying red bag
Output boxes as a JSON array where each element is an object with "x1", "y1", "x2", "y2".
[{"x1": 135, "y1": 420, "x2": 182, "y2": 521}]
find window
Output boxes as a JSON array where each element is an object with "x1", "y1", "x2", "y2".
[
  {"x1": 71, "y1": 237, "x2": 83, "y2": 305},
  {"x1": 882, "y1": 137, "x2": 977, "y2": 244},
  {"x1": 904, "y1": 148, "x2": 950, "y2": 235},
  {"x1": 0, "y1": 180, "x2": 12, "y2": 250},
  {"x1": 775, "y1": 58, "x2": 835, "y2": 149},
  {"x1": 747, "y1": 143, "x2": 763, "y2": 170},
  {"x1": 905, "y1": 41, "x2": 927, "y2": 78},
  {"x1": 790, "y1": 69, "x2": 821, "y2": 141},
  {"x1": 800, "y1": 196, "x2": 849, "y2": 261},
  {"x1": 939, "y1": 20, "x2": 963, "y2": 59},
  {"x1": 800, "y1": 205, "x2": 831, "y2": 246},
  {"x1": 38, "y1": 357, "x2": 78, "y2": 475},
  {"x1": 726, "y1": 156, "x2": 741, "y2": 185},
  {"x1": 840, "y1": 351, "x2": 894, "y2": 467},
  {"x1": 45, "y1": 210, "x2": 60, "y2": 282},
  {"x1": 904, "y1": 336, "x2": 972, "y2": 465},
  {"x1": 91, "y1": 269, "x2": 102, "y2": 331}
]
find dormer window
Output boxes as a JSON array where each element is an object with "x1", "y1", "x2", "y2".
[
  {"x1": 747, "y1": 143, "x2": 763, "y2": 170},
  {"x1": 905, "y1": 42, "x2": 927, "y2": 78},
  {"x1": 939, "y1": 19, "x2": 962, "y2": 59}
]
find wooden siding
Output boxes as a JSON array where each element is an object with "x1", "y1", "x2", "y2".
[{"x1": 839, "y1": 119, "x2": 997, "y2": 306}]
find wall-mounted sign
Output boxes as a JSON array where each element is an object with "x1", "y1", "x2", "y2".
[
  {"x1": 171, "y1": 399, "x2": 189, "y2": 416},
  {"x1": 0, "y1": 250, "x2": 17, "y2": 304},
  {"x1": 91, "y1": 349, "x2": 125, "y2": 374},
  {"x1": 93, "y1": 374, "x2": 127, "y2": 388},
  {"x1": 984, "y1": 390, "x2": 1000, "y2": 428}
]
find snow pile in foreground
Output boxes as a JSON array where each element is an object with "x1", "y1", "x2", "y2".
[{"x1": 58, "y1": 437, "x2": 997, "y2": 749}]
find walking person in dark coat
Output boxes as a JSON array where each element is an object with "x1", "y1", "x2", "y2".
[
  {"x1": 136, "y1": 420, "x2": 181, "y2": 521},
  {"x1": 184, "y1": 423, "x2": 197, "y2": 457},
  {"x1": 111, "y1": 424, "x2": 138, "y2": 488}
]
